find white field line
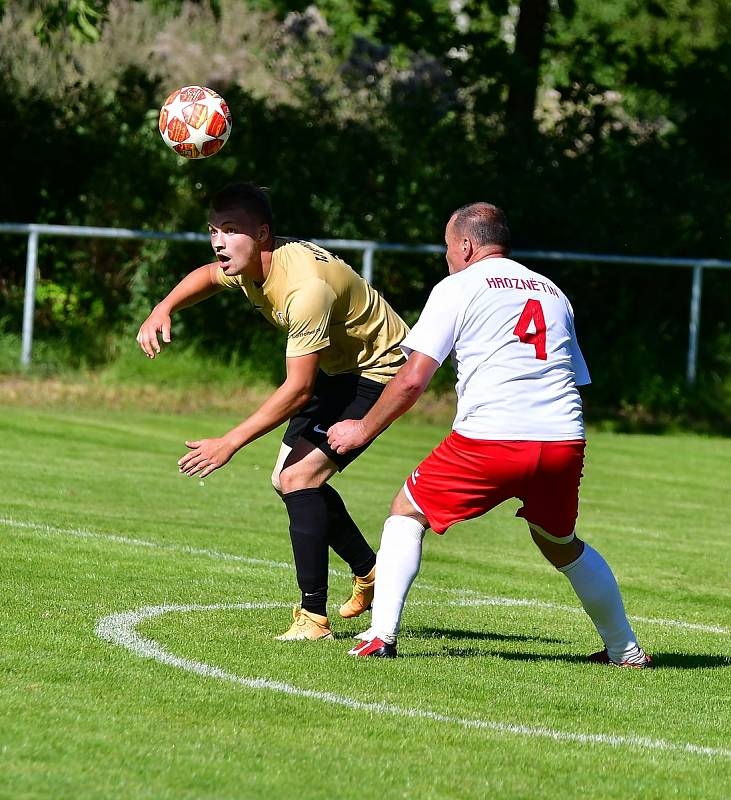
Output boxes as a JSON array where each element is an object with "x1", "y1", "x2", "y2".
[
  {"x1": 4, "y1": 515, "x2": 729, "y2": 635},
  {"x1": 95, "y1": 602, "x2": 731, "y2": 761}
]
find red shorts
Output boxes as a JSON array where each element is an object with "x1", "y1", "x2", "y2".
[{"x1": 404, "y1": 432, "x2": 585, "y2": 538}]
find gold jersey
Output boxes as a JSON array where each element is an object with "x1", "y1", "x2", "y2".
[{"x1": 215, "y1": 238, "x2": 409, "y2": 384}]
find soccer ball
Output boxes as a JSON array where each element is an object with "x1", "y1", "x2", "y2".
[{"x1": 158, "y1": 86, "x2": 232, "y2": 159}]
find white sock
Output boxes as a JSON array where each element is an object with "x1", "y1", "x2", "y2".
[
  {"x1": 559, "y1": 543, "x2": 644, "y2": 663},
  {"x1": 369, "y1": 515, "x2": 426, "y2": 643}
]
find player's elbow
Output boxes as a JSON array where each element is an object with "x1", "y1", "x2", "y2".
[
  {"x1": 296, "y1": 389, "x2": 314, "y2": 410},
  {"x1": 287, "y1": 383, "x2": 314, "y2": 411},
  {"x1": 399, "y1": 372, "x2": 429, "y2": 400},
  {"x1": 399, "y1": 353, "x2": 439, "y2": 398}
]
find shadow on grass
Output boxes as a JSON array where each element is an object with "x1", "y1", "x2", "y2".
[
  {"x1": 648, "y1": 652, "x2": 731, "y2": 670},
  {"x1": 404, "y1": 645, "x2": 730, "y2": 669},
  {"x1": 411, "y1": 627, "x2": 564, "y2": 645}
]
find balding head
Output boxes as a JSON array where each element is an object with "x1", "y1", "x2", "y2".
[
  {"x1": 450, "y1": 203, "x2": 511, "y2": 250},
  {"x1": 445, "y1": 203, "x2": 511, "y2": 273}
]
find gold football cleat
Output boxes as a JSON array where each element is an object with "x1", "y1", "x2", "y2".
[
  {"x1": 339, "y1": 566, "x2": 376, "y2": 619},
  {"x1": 275, "y1": 607, "x2": 335, "y2": 641}
]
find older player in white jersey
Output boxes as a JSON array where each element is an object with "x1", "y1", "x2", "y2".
[{"x1": 327, "y1": 202, "x2": 651, "y2": 667}]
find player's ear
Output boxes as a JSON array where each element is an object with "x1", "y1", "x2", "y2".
[{"x1": 258, "y1": 224, "x2": 270, "y2": 241}]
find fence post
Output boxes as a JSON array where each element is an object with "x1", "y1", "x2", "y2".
[
  {"x1": 361, "y1": 246, "x2": 374, "y2": 285},
  {"x1": 686, "y1": 264, "x2": 703, "y2": 385},
  {"x1": 21, "y1": 228, "x2": 39, "y2": 368}
]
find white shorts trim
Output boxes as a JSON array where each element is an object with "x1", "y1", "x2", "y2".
[
  {"x1": 529, "y1": 523, "x2": 576, "y2": 544},
  {"x1": 403, "y1": 481, "x2": 425, "y2": 515}
]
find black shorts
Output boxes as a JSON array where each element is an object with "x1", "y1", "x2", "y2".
[{"x1": 283, "y1": 371, "x2": 386, "y2": 470}]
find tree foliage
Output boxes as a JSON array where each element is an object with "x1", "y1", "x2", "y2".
[{"x1": 0, "y1": 0, "x2": 729, "y2": 428}]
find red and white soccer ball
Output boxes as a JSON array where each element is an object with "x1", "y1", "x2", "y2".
[{"x1": 158, "y1": 86, "x2": 232, "y2": 159}]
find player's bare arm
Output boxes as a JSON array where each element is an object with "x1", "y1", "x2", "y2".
[
  {"x1": 178, "y1": 352, "x2": 321, "y2": 478},
  {"x1": 136, "y1": 263, "x2": 222, "y2": 358},
  {"x1": 327, "y1": 351, "x2": 440, "y2": 454}
]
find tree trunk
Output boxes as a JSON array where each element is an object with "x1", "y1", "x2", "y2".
[{"x1": 506, "y1": 0, "x2": 550, "y2": 136}]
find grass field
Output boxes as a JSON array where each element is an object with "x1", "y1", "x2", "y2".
[{"x1": 2, "y1": 403, "x2": 730, "y2": 799}]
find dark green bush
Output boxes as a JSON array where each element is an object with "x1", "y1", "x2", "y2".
[{"x1": 0, "y1": 1, "x2": 729, "y2": 430}]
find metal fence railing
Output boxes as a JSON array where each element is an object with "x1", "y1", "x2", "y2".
[{"x1": 1, "y1": 222, "x2": 730, "y2": 384}]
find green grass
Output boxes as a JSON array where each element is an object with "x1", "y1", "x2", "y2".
[
  {"x1": 1, "y1": 404, "x2": 730, "y2": 799},
  {"x1": 0, "y1": 330, "x2": 279, "y2": 391}
]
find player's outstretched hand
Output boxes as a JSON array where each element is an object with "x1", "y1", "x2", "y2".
[
  {"x1": 178, "y1": 437, "x2": 237, "y2": 479},
  {"x1": 136, "y1": 307, "x2": 172, "y2": 359},
  {"x1": 327, "y1": 419, "x2": 368, "y2": 454}
]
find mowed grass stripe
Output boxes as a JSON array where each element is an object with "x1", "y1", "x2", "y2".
[
  {"x1": 3, "y1": 513, "x2": 728, "y2": 635},
  {"x1": 96, "y1": 602, "x2": 731, "y2": 760},
  {"x1": 2, "y1": 404, "x2": 730, "y2": 799}
]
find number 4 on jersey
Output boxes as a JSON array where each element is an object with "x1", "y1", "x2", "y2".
[{"x1": 513, "y1": 299, "x2": 547, "y2": 360}]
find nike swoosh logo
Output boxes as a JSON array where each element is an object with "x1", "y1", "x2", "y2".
[{"x1": 313, "y1": 424, "x2": 328, "y2": 434}]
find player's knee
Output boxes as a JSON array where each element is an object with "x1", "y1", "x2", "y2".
[
  {"x1": 389, "y1": 490, "x2": 411, "y2": 516},
  {"x1": 389, "y1": 487, "x2": 428, "y2": 527},
  {"x1": 278, "y1": 466, "x2": 298, "y2": 494},
  {"x1": 529, "y1": 524, "x2": 583, "y2": 568},
  {"x1": 278, "y1": 464, "x2": 322, "y2": 494}
]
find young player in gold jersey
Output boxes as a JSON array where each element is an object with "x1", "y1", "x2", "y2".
[{"x1": 136, "y1": 182, "x2": 409, "y2": 640}]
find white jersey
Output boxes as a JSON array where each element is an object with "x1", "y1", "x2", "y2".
[{"x1": 400, "y1": 257, "x2": 590, "y2": 440}]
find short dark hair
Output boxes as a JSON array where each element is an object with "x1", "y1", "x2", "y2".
[
  {"x1": 451, "y1": 203, "x2": 511, "y2": 251},
  {"x1": 210, "y1": 182, "x2": 274, "y2": 231}
]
